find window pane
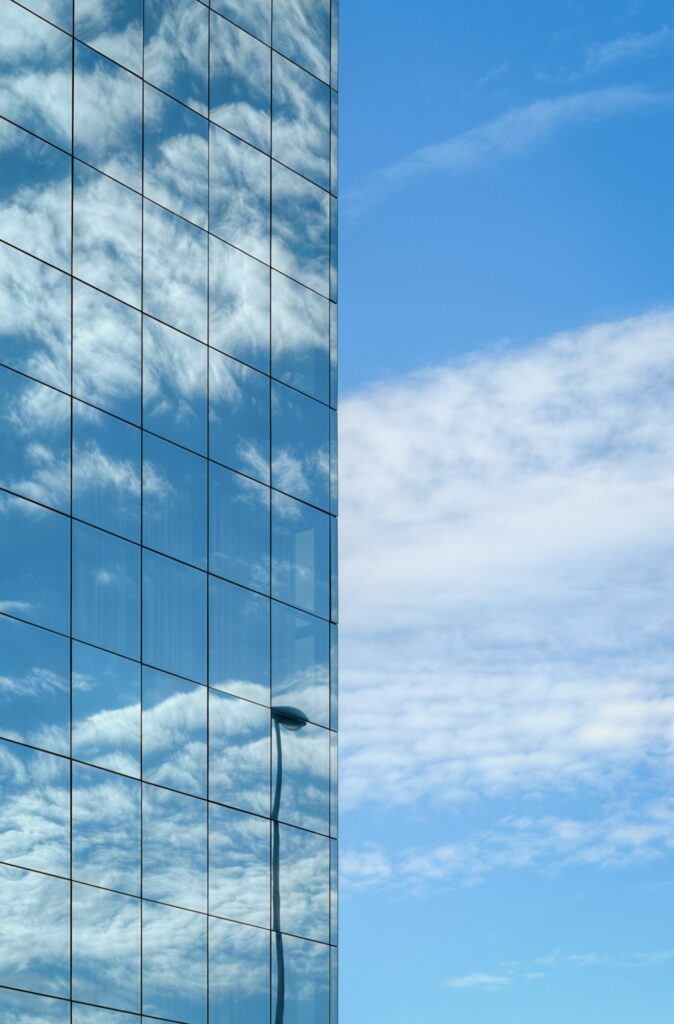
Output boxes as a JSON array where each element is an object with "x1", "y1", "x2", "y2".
[
  {"x1": 209, "y1": 577, "x2": 269, "y2": 705},
  {"x1": 142, "y1": 901, "x2": 207, "y2": 1024},
  {"x1": 329, "y1": 408, "x2": 337, "y2": 515},
  {"x1": 210, "y1": 124, "x2": 269, "y2": 263},
  {"x1": 272, "y1": 602, "x2": 329, "y2": 728},
  {"x1": 0, "y1": 988, "x2": 69, "y2": 1024},
  {"x1": 144, "y1": 84, "x2": 208, "y2": 228},
  {"x1": 272, "y1": 381, "x2": 330, "y2": 511},
  {"x1": 142, "y1": 667, "x2": 207, "y2": 798},
  {"x1": 273, "y1": 0, "x2": 330, "y2": 83},
  {"x1": 209, "y1": 348, "x2": 269, "y2": 482},
  {"x1": 330, "y1": 195, "x2": 337, "y2": 302},
  {"x1": 143, "y1": 434, "x2": 207, "y2": 568},
  {"x1": 330, "y1": 88, "x2": 338, "y2": 195},
  {"x1": 209, "y1": 234, "x2": 270, "y2": 373},
  {"x1": 72, "y1": 642, "x2": 140, "y2": 777},
  {"x1": 0, "y1": 367, "x2": 70, "y2": 512},
  {"x1": 330, "y1": 839, "x2": 337, "y2": 944},
  {"x1": 273, "y1": 53, "x2": 330, "y2": 190},
  {"x1": 209, "y1": 688, "x2": 269, "y2": 816},
  {"x1": 329, "y1": 300, "x2": 337, "y2": 408},
  {"x1": 72, "y1": 762, "x2": 141, "y2": 895},
  {"x1": 72, "y1": 883, "x2": 141, "y2": 1013},
  {"x1": 330, "y1": 623, "x2": 337, "y2": 731},
  {"x1": 0, "y1": 740, "x2": 69, "y2": 876},
  {"x1": 73, "y1": 1007, "x2": 138, "y2": 1024},
  {"x1": 210, "y1": 13, "x2": 270, "y2": 152},
  {"x1": 75, "y1": 0, "x2": 142, "y2": 74},
  {"x1": 211, "y1": 0, "x2": 270, "y2": 44},
  {"x1": 73, "y1": 522, "x2": 140, "y2": 659},
  {"x1": 143, "y1": 317, "x2": 207, "y2": 454},
  {"x1": 271, "y1": 491, "x2": 329, "y2": 618},
  {"x1": 272, "y1": 163, "x2": 329, "y2": 296},
  {"x1": 144, "y1": 0, "x2": 208, "y2": 115},
  {"x1": 330, "y1": 732, "x2": 338, "y2": 839},
  {"x1": 272, "y1": 715, "x2": 329, "y2": 835},
  {"x1": 331, "y1": 0, "x2": 339, "y2": 90},
  {"x1": 271, "y1": 271, "x2": 329, "y2": 403},
  {"x1": 209, "y1": 804, "x2": 269, "y2": 927},
  {"x1": 73, "y1": 402, "x2": 141, "y2": 541},
  {"x1": 143, "y1": 200, "x2": 207, "y2": 340},
  {"x1": 276, "y1": 824, "x2": 329, "y2": 943},
  {"x1": 142, "y1": 550, "x2": 206, "y2": 683},
  {"x1": 142, "y1": 784, "x2": 207, "y2": 912},
  {"x1": 272, "y1": 932, "x2": 329, "y2": 1024},
  {"x1": 0, "y1": 616, "x2": 69, "y2": 755},
  {"x1": 18, "y1": 0, "x2": 71, "y2": 31},
  {"x1": 209, "y1": 918, "x2": 269, "y2": 1024},
  {"x1": 0, "y1": 864, "x2": 69, "y2": 996},
  {"x1": 210, "y1": 462, "x2": 269, "y2": 593},
  {"x1": 74, "y1": 163, "x2": 141, "y2": 307}
]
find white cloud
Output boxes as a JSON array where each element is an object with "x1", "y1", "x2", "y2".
[
  {"x1": 584, "y1": 28, "x2": 674, "y2": 73},
  {"x1": 445, "y1": 972, "x2": 511, "y2": 990}
]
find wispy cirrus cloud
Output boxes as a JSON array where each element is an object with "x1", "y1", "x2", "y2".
[
  {"x1": 446, "y1": 972, "x2": 510, "y2": 990},
  {"x1": 584, "y1": 27, "x2": 674, "y2": 73}
]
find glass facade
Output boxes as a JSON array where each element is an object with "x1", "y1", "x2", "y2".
[{"x1": 0, "y1": 0, "x2": 338, "y2": 1021}]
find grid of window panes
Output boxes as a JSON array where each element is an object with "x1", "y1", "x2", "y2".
[{"x1": 0, "y1": 0, "x2": 338, "y2": 1021}]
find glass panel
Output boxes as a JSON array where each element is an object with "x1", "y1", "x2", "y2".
[
  {"x1": 331, "y1": 0, "x2": 339, "y2": 91},
  {"x1": 0, "y1": 242, "x2": 70, "y2": 391},
  {"x1": 273, "y1": 0, "x2": 330, "y2": 83},
  {"x1": 271, "y1": 491, "x2": 329, "y2": 618},
  {"x1": 0, "y1": 492, "x2": 70, "y2": 634},
  {"x1": 0, "y1": 0, "x2": 71, "y2": 150},
  {"x1": 209, "y1": 234, "x2": 270, "y2": 373},
  {"x1": 276, "y1": 824, "x2": 329, "y2": 942},
  {"x1": 209, "y1": 688, "x2": 269, "y2": 816},
  {"x1": 330, "y1": 840, "x2": 337, "y2": 945},
  {"x1": 210, "y1": 13, "x2": 270, "y2": 152},
  {"x1": 272, "y1": 933, "x2": 330, "y2": 1024},
  {"x1": 271, "y1": 271, "x2": 329, "y2": 403},
  {"x1": 330, "y1": 88, "x2": 338, "y2": 196},
  {"x1": 143, "y1": 200, "x2": 207, "y2": 341},
  {"x1": 72, "y1": 642, "x2": 140, "y2": 777},
  {"x1": 143, "y1": 434, "x2": 207, "y2": 568},
  {"x1": 72, "y1": 762, "x2": 141, "y2": 895},
  {"x1": 75, "y1": 0, "x2": 143, "y2": 75},
  {"x1": 144, "y1": 0, "x2": 208, "y2": 114},
  {"x1": 72, "y1": 883, "x2": 141, "y2": 1013},
  {"x1": 329, "y1": 408, "x2": 337, "y2": 515},
  {"x1": 272, "y1": 381, "x2": 330, "y2": 511},
  {"x1": 0, "y1": 988, "x2": 69, "y2": 1024},
  {"x1": 209, "y1": 918, "x2": 269, "y2": 1024},
  {"x1": 72, "y1": 522, "x2": 140, "y2": 659},
  {"x1": 330, "y1": 513, "x2": 337, "y2": 624},
  {"x1": 0, "y1": 616, "x2": 69, "y2": 755},
  {"x1": 273, "y1": 53, "x2": 329, "y2": 190},
  {"x1": 209, "y1": 804, "x2": 269, "y2": 927},
  {"x1": 74, "y1": 162, "x2": 141, "y2": 307},
  {"x1": 73, "y1": 1007, "x2": 139, "y2": 1024},
  {"x1": 272, "y1": 602, "x2": 329, "y2": 728},
  {"x1": 142, "y1": 784, "x2": 207, "y2": 911},
  {"x1": 73, "y1": 280, "x2": 142, "y2": 424},
  {"x1": 209, "y1": 124, "x2": 269, "y2": 263},
  {"x1": 18, "y1": 0, "x2": 71, "y2": 30},
  {"x1": 143, "y1": 317, "x2": 207, "y2": 454},
  {"x1": 74, "y1": 43, "x2": 142, "y2": 191},
  {"x1": 329, "y1": 623, "x2": 337, "y2": 731},
  {"x1": 209, "y1": 577, "x2": 270, "y2": 705},
  {"x1": 210, "y1": 463, "x2": 269, "y2": 593},
  {"x1": 73, "y1": 402, "x2": 141, "y2": 541},
  {"x1": 142, "y1": 667, "x2": 207, "y2": 798},
  {"x1": 329, "y1": 300, "x2": 337, "y2": 408},
  {"x1": 0, "y1": 367, "x2": 70, "y2": 512},
  {"x1": 211, "y1": 0, "x2": 270, "y2": 44},
  {"x1": 0, "y1": 120, "x2": 70, "y2": 270},
  {"x1": 0, "y1": 864, "x2": 69, "y2": 996},
  {"x1": 330, "y1": 196, "x2": 337, "y2": 302},
  {"x1": 144, "y1": 84, "x2": 208, "y2": 228},
  {"x1": 209, "y1": 348, "x2": 269, "y2": 482},
  {"x1": 330, "y1": 732, "x2": 338, "y2": 839},
  {"x1": 0, "y1": 740, "x2": 69, "y2": 875},
  {"x1": 272, "y1": 715, "x2": 329, "y2": 834},
  {"x1": 272, "y1": 163, "x2": 329, "y2": 296},
  {"x1": 142, "y1": 901, "x2": 207, "y2": 1024},
  {"x1": 142, "y1": 550, "x2": 206, "y2": 683}
]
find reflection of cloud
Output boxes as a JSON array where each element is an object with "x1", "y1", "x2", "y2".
[
  {"x1": 72, "y1": 883, "x2": 140, "y2": 1010},
  {"x1": 142, "y1": 786, "x2": 207, "y2": 912},
  {"x1": 143, "y1": 201, "x2": 207, "y2": 341},
  {"x1": 144, "y1": 86, "x2": 208, "y2": 227},
  {"x1": 209, "y1": 235, "x2": 269, "y2": 366},
  {"x1": 0, "y1": 864, "x2": 69, "y2": 996},
  {"x1": 278, "y1": 824, "x2": 329, "y2": 942},
  {"x1": 75, "y1": 0, "x2": 143, "y2": 74},
  {"x1": 210, "y1": 14, "x2": 270, "y2": 151},
  {"x1": 273, "y1": 53, "x2": 329, "y2": 188},
  {"x1": 272, "y1": 163, "x2": 329, "y2": 295},
  {"x1": 74, "y1": 164, "x2": 141, "y2": 306},
  {"x1": 144, "y1": 0, "x2": 208, "y2": 115},
  {"x1": 273, "y1": 0, "x2": 330, "y2": 83},
  {"x1": 142, "y1": 900, "x2": 207, "y2": 1023},
  {"x1": 143, "y1": 684, "x2": 206, "y2": 796},
  {"x1": 0, "y1": 741, "x2": 69, "y2": 876}
]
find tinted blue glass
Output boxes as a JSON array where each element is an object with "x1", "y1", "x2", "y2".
[
  {"x1": 72, "y1": 642, "x2": 141, "y2": 776},
  {"x1": 329, "y1": 623, "x2": 338, "y2": 732},
  {"x1": 209, "y1": 348, "x2": 270, "y2": 482},
  {"x1": 0, "y1": 864, "x2": 70, "y2": 996},
  {"x1": 330, "y1": 839, "x2": 338, "y2": 944},
  {"x1": 142, "y1": 784, "x2": 207, "y2": 911},
  {"x1": 143, "y1": 200, "x2": 207, "y2": 340},
  {"x1": 0, "y1": 988, "x2": 69, "y2": 1023},
  {"x1": 142, "y1": 550, "x2": 206, "y2": 683},
  {"x1": 330, "y1": 731, "x2": 338, "y2": 839},
  {"x1": 271, "y1": 271, "x2": 329, "y2": 403},
  {"x1": 210, "y1": 462, "x2": 269, "y2": 592},
  {"x1": 210, "y1": 13, "x2": 270, "y2": 152},
  {"x1": 0, "y1": 740, "x2": 69, "y2": 875},
  {"x1": 72, "y1": 522, "x2": 140, "y2": 659},
  {"x1": 277, "y1": 824, "x2": 330, "y2": 943},
  {"x1": 144, "y1": 0, "x2": 208, "y2": 115},
  {"x1": 73, "y1": 1006, "x2": 139, "y2": 1024},
  {"x1": 0, "y1": 120, "x2": 71, "y2": 270},
  {"x1": 330, "y1": 88, "x2": 338, "y2": 196},
  {"x1": 212, "y1": 0, "x2": 270, "y2": 43},
  {"x1": 273, "y1": 0, "x2": 330, "y2": 83},
  {"x1": 0, "y1": 367, "x2": 70, "y2": 512},
  {"x1": 331, "y1": 0, "x2": 339, "y2": 90},
  {"x1": 330, "y1": 408, "x2": 338, "y2": 515},
  {"x1": 143, "y1": 317, "x2": 207, "y2": 454},
  {"x1": 73, "y1": 402, "x2": 141, "y2": 541},
  {"x1": 18, "y1": 0, "x2": 71, "y2": 31},
  {"x1": 0, "y1": 492, "x2": 70, "y2": 634},
  {"x1": 330, "y1": 195, "x2": 338, "y2": 302},
  {"x1": 271, "y1": 491, "x2": 329, "y2": 618},
  {"x1": 272, "y1": 932, "x2": 330, "y2": 1024},
  {"x1": 272, "y1": 602, "x2": 329, "y2": 727},
  {"x1": 209, "y1": 577, "x2": 269, "y2": 705},
  {"x1": 142, "y1": 667, "x2": 207, "y2": 798},
  {"x1": 0, "y1": 616, "x2": 69, "y2": 754},
  {"x1": 272, "y1": 163, "x2": 329, "y2": 296},
  {"x1": 330, "y1": 513, "x2": 338, "y2": 623},
  {"x1": 143, "y1": 434, "x2": 207, "y2": 568},
  {"x1": 273, "y1": 716, "x2": 329, "y2": 834},
  {"x1": 72, "y1": 762, "x2": 141, "y2": 895},
  {"x1": 144, "y1": 84, "x2": 208, "y2": 227},
  {"x1": 329, "y1": 300, "x2": 337, "y2": 408},
  {"x1": 272, "y1": 381, "x2": 330, "y2": 511},
  {"x1": 209, "y1": 124, "x2": 269, "y2": 263},
  {"x1": 209, "y1": 805, "x2": 269, "y2": 927},
  {"x1": 75, "y1": 0, "x2": 143, "y2": 74},
  {"x1": 209, "y1": 688, "x2": 270, "y2": 816},
  {"x1": 72, "y1": 883, "x2": 141, "y2": 1012},
  {"x1": 209, "y1": 918, "x2": 270, "y2": 1024},
  {"x1": 209, "y1": 234, "x2": 270, "y2": 373},
  {"x1": 142, "y1": 901, "x2": 207, "y2": 1024},
  {"x1": 273, "y1": 53, "x2": 330, "y2": 190}
]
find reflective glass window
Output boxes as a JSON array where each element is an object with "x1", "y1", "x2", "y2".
[
  {"x1": 272, "y1": 932, "x2": 329, "y2": 1024},
  {"x1": 17, "y1": 0, "x2": 71, "y2": 31},
  {"x1": 143, "y1": 317, "x2": 207, "y2": 454},
  {"x1": 272, "y1": 381, "x2": 330, "y2": 511},
  {"x1": 0, "y1": 492, "x2": 70, "y2": 634},
  {"x1": 272, "y1": 715, "x2": 329, "y2": 835},
  {"x1": 72, "y1": 642, "x2": 141, "y2": 777},
  {"x1": 330, "y1": 195, "x2": 338, "y2": 302},
  {"x1": 0, "y1": 616, "x2": 69, "y2": 755},
  {"x1": 330, "y1": 731, "x2": 338, "y2": 839},
  {"x1": 210, "y1": 462, "x2": 269, "y2": 593},
  {"x1": 331, "y1": 0, "x2": 339, "y2": 90},
  {"x1": 0, "y1": 0, "x2": 72, "y2": 151},
  {"x1": 330, "y1": 839, "x2": 338, "y2": 944},
  {"x1": 273, "y1": 53, "x2": 330, "y2": 190},
  {"x1": 144, "y1": 84, "x2": 208, "y2": 228},
  {"x1": 142, "y1": 667, "x2": 207, "y2": 798},
  {"x1": 72, "y1": 521, "x2": 140, "y2": 659},
  {"x1": 330, "y1": 623, "x2": 338, "y2": 731},
  {"x1": 209, "y1": 688, "x2": 270, "y2": 816},
  {"x1": 73, "y1": 280, "x2": 141, "y2": 425},
  {"x1": 0, "y1": 242, "x2": 70, "y2": 391},
  {"x1": 0, "y1": 864, "x2": 70, "y2": 996},
  {"x1": 142, "y1": 550, "x2": 206, "y2": 683},
  {"x1": 211, "y1": 0, "x2": 270, "y2": 44},
  {"x1": 75, "y1": 0, "x2": 142, "y2": 73},
  {"x1": 0, "y1": 988, "x2": 69, "y2": 1024},
  {"x1": 72, "y1": 762, "x2": 141, "y2": 895},
  {"x1": 210, "y1": 13, "x2": 270, "y2": 153},
  {"x1": 0, "y1": 367, "x2": 70, "y2": 512},
  {"x1": 209, "y1": 348, "x2": 269, "y2": 482},
  {"x1": 330, "y1": 513, "x2": 338, "y2": 623},
  {"x1": 272, "y1": 163, "x2": 329, "y2": 296},
  {"x1": 73, "y1": 1007, "x2": 139, "y2": 1024},
  {"x1": 273, "y1": 0, "x2": 330, "y2": 83},
  {"x1": 73, "y1": 402, "x2": 141, "y2": 541},
  {"x1": 209, "y1": 804, "x2": 269, "y2": 927},
  {"x1": 0, "y1": 740, "x2": 69, "y2": 875},
  {"x1": 142, "y1": 901, "x2": 207, "y2": 1024},
  {"x1": 271, "y1": 271, "x2": 329, "y2": 403},
  {"x1": 209, "y1": 918, "x2": 269, "y2": 1024},
  {"x1": 144, "y1": 0, "x2": 208, "y2": 114},
  {"x1": 143, "y1": 434, "x2": 207, "y2": 568},
  {"x1": 271, "y1": 491, "x2": 329, "y2": 618},
  {"x1": 209, "y1": 234, "x2": 270, "y2": 372},
  {"x1": 210, "y1": 124, "x2": 269, "y2": 263},
  {"x1": 142, "y1": 784, "x2": 207, "y2": 912},
  {"x1": 0, "y1": 120, "x2": 71, "y2": 270},
  {"x1": 209, "y1": 577, "x2": 270, "y2": 705},
  {"x1": 272, "y1": 602, "x2": 329, "y2": 727},
  {"x1": 329, "y1": 300, "x2": 338, "y2": 408},
  {"x1": 276, "y1": 824, "x2": 329, "y2": 943},
  {"x1": 74, "y1": 43, "x2": 142, "y2": 191},
  {"x1": 74, "y1": 162, "x2": 141, "y2": 307},
  {"x1": 330, "y1": 408, "x2": 338, "y2": 515},
  {"x1": 143, "y1": 200, "x2": 207, "y2": 341},
  {"x1": 330, "y1": 88, "x2": 338, "y2": 195},
  {"x1": 72, "y1": 883, "x2": 141, "y2": 1013}
]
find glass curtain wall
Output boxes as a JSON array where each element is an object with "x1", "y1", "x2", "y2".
[{"x1": 0, "y1": 0, "x2": 338, "y2": 1021}]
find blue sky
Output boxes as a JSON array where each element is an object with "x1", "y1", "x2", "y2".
[{"x1": 338, "y1": 2, "x2": 674, "y2": 1021}]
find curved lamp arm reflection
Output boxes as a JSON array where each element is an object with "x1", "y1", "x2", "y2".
[{"x1": 272, "y1": 705, "x2": 309, "y2": 1024}]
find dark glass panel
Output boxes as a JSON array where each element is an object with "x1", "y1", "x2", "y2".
[
  {"x1": 142, "y1": 784, "x2": 207, "y2": 912},
  {"x1": 143, "y1": 316, "x2": 207, "y2": 455},
  {"x1": 143, "y1": 200, "x2": 207, "y2": 341},
  {"x1": 72, "y1": 883, "x2": 141, "y2": 1013},
  {"x1": 272, "y1": 381, "x2": 330, "y2": 511},
  {"x1": 209, "y1": 576, "x2": 270, "y2": 705},
  {"x1": 0, "y1": 864, "x2": 70, "y2": 996},
  {"x1": 211, "y1": 0, "x2": 270, "y2": 44},
  {"x1": 209, "y1": 124, "x2": 269, "y2": 263},
  {"x1": 209, "y1": 805, "x2": 270, "y2": 927},
  {"x1": 209, "y1": 688, "x2": 270, "y2": 816},
  {"x1": 75, "y1": 0, "x2": 143, "y2": 74},
  {"x1": 209, "y1": 348, "x2": 270, "y2": 482},
  {"x1": 210, "y1": 462, "x2": 270, "y2": 593},
  {"x1": 144, "y1": 84, "x2": 208, "y2": 227},
  {"x1": 209, "y1": 917, "x2": 269, "y2": 1024},
  {"x1": 273, "y1": 0, "x2": 330, "y2": 83},
  {"x1": 73, "y1": 401, "x2": 141, "y2": 541},
  {"x1": 72, "y1": 642, "x2": 141, "y2": 777},
  {"x1": 72, "y1": 762, "x2": 141, "y2": 895},
  {"x1": 209, "y1": 234, "x2": 270, "y2": 373},
  {"x1": 271, "y1": 271, "x2": 329, "y2": 404},
  {"x1": 0, "y1": 739, "x2": 69, "y2": 875},
  {"x1": 210, "y1": 12, "x2": 270, "y2": 152},
  {"x1": 276, "y1": 824, "x2": 330, "y2": 943},
  {"x1": 72, "y1": 522, "x2": 140, "y2": 659},
  {"x1": 272, "y1": 715, "x2": 329, "y2": 835},
  {"x1": 142, "y1": 901, "x2": 207, "y2": 1024},
  {"x1": 142, "y1": 666, "x2": 207, "y2": 798},
  {"x1": 143, "y1": 434, "x2": 207, "y2": 568},
  {"x1": 272, "y1": 602, "x2": 329, "y2": 728},
  {"x1": 272, "y1": 933, "x2": 330, "y2": 1024},
  {"x1": 0, "y1": 988, "x2": 69, "y2": 1023},
  {"x1": 271, "y1": 491, "x2": 329, "y2": 619},
  {"x1": 144, "y1": 0, "x2": 208, "y2": 115},
  {"x1": 272, "y1": 53, "x2": 330, "y2": 190},
  {"x1": 0, "y1": 616, "x2": 69, "y2": 755},
  {"x1": 142, "y1": 550, "x2": 206, "y2": 683},
  {"x1": 272, "y1": 163, "x2": 329, "y2": 296}
]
